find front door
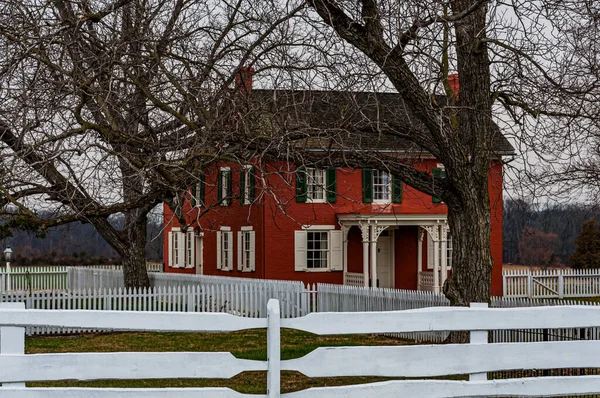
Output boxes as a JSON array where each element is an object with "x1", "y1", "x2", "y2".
[{"x1": 377, "y1": 233, "x2": 393, "y2": 288}]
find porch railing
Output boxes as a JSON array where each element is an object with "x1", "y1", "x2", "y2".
[
  {"x1": 344, "y1": 272, "x2": 365, "y2": 286},
  {"x1": 418, "y1": 271, "x2": 435, "y2": 292}
]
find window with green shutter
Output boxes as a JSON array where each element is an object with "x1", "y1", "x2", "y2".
[
  {"x1": 296, "y1": 168, "x2": 307, "y2": 203},
  {"x1": 191, "y1": 173, "x2": 205, "y2": 207},
  {"x1": 240, "y1": 166, "x2": 255, "y2": 205},
  {"x1": 218, "y1": 167, "x2": 231, "y2": 206},
  {"x1": 432, "y1": 167, "x2": 446, "y2": 203},
  {"x1": 362, "y1": 168, "x2": 373, "y2": 203}
]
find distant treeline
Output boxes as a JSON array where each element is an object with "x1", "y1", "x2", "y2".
[
  {"x1": 2, "y1": 215, "x2": 163, "y2": 266},
  {"x1": 503, "y1": 200, "x2": 600, "y2": 267}
]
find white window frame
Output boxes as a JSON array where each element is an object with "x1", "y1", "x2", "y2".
[
  {"x1": 294, "y1": 225, "x2": 342, "y2": 272},
  {"x1": 446, "y1": 233, "x2": 453, "y2": 270},
  {"x1": 217, "y1": 226, "x2": 233, "y2": 271},
  {"x1": 220, "y1": 167, "x2": 231, "y2": 206},
  {"x1": 237, "y1": 226, "x2": 256, "y2": 272},
  {"x1": 306, "y1": 168, "x2": 326, "y2": 203},
  {"x1": 372, "y1": 169, "x2": 392, "y2": 204},
  {"x1": 192, "y1": 182, "x2": 202, "y2": 207},
  {"x1": 242, "y1": 165, "x2": 253, "y2": 205},
  {"x1": 426, "y1": 232, "x2": 452, "y2": 270}
]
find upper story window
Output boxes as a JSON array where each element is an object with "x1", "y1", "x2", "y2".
[
  {"x1": 296, "y1": 168, "x2": 337, "y2": 203},
  {"x1": 240, "y1": 165, "x2": 255, "y2": 205},
  {"x1": 191, "y1": 173, "x2": 205, "y2": 207},
  {"x1": 307, "y1": 168, "x2": 326, "y2": 203},
  {"x1": 372, "y1": 170, "x2": 391, "y2": 203},
  {"x1": 432, "y1": 165, "x2": 446, "y2": 203},
  {"x1": 362, "y1": 168, "x2": 402, "y2": 204},
  {"x1": 218, "y1": 167, "x2": 232, "y2": 206}
]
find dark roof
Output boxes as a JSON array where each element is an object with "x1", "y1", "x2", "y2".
[{"x1": 245, "y1": 89, "x2": 514, "y2": 155}]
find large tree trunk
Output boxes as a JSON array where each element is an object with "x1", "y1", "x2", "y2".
[{"x1": 121, "y1": 244, "x2": 150, "y2": 288}]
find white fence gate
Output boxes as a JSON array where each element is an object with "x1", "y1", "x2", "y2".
[
  {"x1": 3, "y1": 301, "x2": 600, "y2": 397},
  {"x1": 503, "y1": 268, "x2": 600, "y2": 298}
]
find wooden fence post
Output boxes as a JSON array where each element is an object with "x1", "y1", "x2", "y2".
[
  {"x1": 469, "y1": 302, "x2": 488, "y2": 382},
  {"x1": 0, "y1": 302, "x2": 25, "y2": 389},
  {"x1": 267, "y1": 298, "x2": 280, "y2": 398},
  {"x1": 558, "y1": 274, "x2": 564, "y2": 299},
  {"x1": 528, "y1": 272, "x2": 533, "y2": 298}
]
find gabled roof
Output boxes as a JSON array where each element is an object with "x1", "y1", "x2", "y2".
[{"x1": 245, "y1": 89, "x2": 514, "y2": 155}]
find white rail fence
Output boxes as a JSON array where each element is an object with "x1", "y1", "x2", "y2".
[
  {"x1": 4, "y1": 301, "x2": 600, "y2": 397},
  {"x1": 503, "y1": 268, "x2": 600, "y2": 298},
  {"x1": 0, "y1": 264, "x2": 162, "y2": 293}
]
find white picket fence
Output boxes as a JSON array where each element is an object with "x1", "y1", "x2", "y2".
[
  {"x1": 3, "y1": 301, "x2": 600, "y2": 397},
  {"x1": 0, "y1": 264, "x2": 162, "y2": 293},
  {"x1": 503, "y1": 268, "x2": 600, "y2": 298},
  {"x1": 2, "y1": 283, "x2": 310, "y2": 335}
]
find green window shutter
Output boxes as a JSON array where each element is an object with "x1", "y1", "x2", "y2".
[
  {"x1": 248, "y1": 168, "x2": 255, "y2": 202},
  {"x1": 199, "y1": 173, "x2": 205, "y2": 205},
  {"x1": 326, "y1": 168, "x2": 337, "y2": 203},
  {"x1": 362, "y1": 168, "x2": 373, "y2": 203},
  {"x1": 432, "y1": 168, "x2": 442, "y2": 203},
  {"x1": 296, "y1": 168, "x2": 307, "y2": 203},
  {"x1": 217, "y1": 170, "x2": 223, "y2": 202},
  {"x1": 191, "y1": 186, "x2": 196, "y2": 207},
  {"x1": 239, "y1": 168, "x2": 246, "y2": 205},
  {"x1": 392, "y1": 175, "x2": 403, "y2": 203},
  {"x1": 226, "y1": 170, "x2": 232, "y2": 201}
]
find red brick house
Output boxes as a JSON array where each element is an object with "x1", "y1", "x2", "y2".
[{"x1": 163, "y1": 78, "x2": 513, "y2": 296}]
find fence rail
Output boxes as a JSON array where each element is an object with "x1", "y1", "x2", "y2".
[
  {"x1": 3, "y1": 301, "x2": 600, "y2": 397},
  {"x1": 503, "y1": 268, "x2": 600, "y2": 298}
]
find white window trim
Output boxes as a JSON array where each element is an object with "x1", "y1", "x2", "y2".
[
  {"x1": 242, "y1": 165, "x2": 253, "y2": 205},
  {"x1": 305, "y1": 168, "x2": 327, "y2": 204},
  {"x1": 302, "y1": 225, "x2": 336, "y2": 230},
  {"x1": 372, "y1": 169, "x2": 392, "y2": 204},
  {"x1": 220, "y1": 167, "x2": 231, "y2": 206},
  {"x1": 217, "y1": 226, "x2": 233, "y2": 271},
  {"x1": 237, "y1": 227, "x2": 256, "y2": 272},
  {"x1": 169, "y1": 227, "x2": 195, "y2": 268},
  {"x1": 193, "y1": 183, "x2": 202, "y2": 207}
]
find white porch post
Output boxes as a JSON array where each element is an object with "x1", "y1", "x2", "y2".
[
  {"x1": 370, "y1": 224, "x2": 377, "y2": 288},
  {"x1": 340, "y1": 225, "x2": 350, "y2": 284},
  {"x1": 433, "y1": 234, "x2": 440, "y2": 293},
  {"x1": 440, "y1": 224, "x2": 449, "y2": 289},
  {"x1": 417, "y1": 228, "x2": 424, "y2": 291},
  {"x1": 359, "y1": 223, "x2": 369, "y2": 287}
]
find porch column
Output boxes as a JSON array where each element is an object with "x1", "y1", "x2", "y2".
[
  {"x1": 440, "y1": 224, "x2": 449, "y2": 289},
  {"x1": 417, "y1": 228, "x2": 424, "y2": 290},
  {"x1": 370, "y1": 224, "x2": 377, "y2": 288},
  {"x1": 359, "y1": 223, "x2": 369, "y2": 287}
]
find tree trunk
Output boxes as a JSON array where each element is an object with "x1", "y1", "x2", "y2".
[{"x1": 121, "y1": 244, "x2": 150, "y2": 288}]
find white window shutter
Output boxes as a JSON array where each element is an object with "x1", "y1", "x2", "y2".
[
  {"x1": 294, "y1": 230, "x2": 307, "y2": 271},
  {"x1": 237, "y1": 231, "x2": 243, "y2": 271},
  {"x1": 330, "y1": 230, "x2": 343, "y2": 271},
  {"x1": 187, "y1": 231, "x2": 195, "y2": 268},
  {"x1": 216, "y1": 231, "x2": 222, "y2": 270},
  {"x1": 249, "y1": 231, "x2": 256, "y2": 271},
  {"x1": 427, "y1": 234, "x2": 434, "y2": 270},
  {"x1": 227, "y1": 231, "x2": 233, "y2": 270},
  {"x1": 168, "y1": 232, "x2": 173, "y2": 267},
  {"x1": 176, "y1": 232, "x2": 185, "y2": 268}
]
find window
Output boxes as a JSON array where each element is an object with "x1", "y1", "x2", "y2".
[
  {"x1": 240, "y1": 165, "x2": 255, "y2": 205},
  {"x1": 426, "y1": 232, "x2": 452, "y2": 270},
  {"x1": 237, "y1": 227, "x2": 256, "y2": 272},
  {"x1": 168, "y1": 227, "x2": 195, "y2": 268},
  {"x1": 294, "y1": 226, "x2": 342, "y2": 272},
  {"x1": 296, "y1": 168, "x2": 337, "y2": 203},
  {"x1": 373, "y1": 170, "x2": 391, "y2": 203},
  {"x1": 191, "y1": 174, "x2": 204, "y2": 207},
  {"x1": 218, "y1": 167, "x2": 232, "y2": 206},
  {"x1": 362, "y1": 168, "x2": 402, "y2": 203},
  {"x1": 217, "y1": 227, "x2": 233, "y2": 271},
  {"x1": 432, "y1": 165, "x2": 446, "y2": 203},
  {"x1": 307, "y1": 168, "x2": 326, "y2": 202}
]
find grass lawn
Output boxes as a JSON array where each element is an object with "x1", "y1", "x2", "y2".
[{"x1": 26, "y1": 330, "x2": 420, "y2": 394}]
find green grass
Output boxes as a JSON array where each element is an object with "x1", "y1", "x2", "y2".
[{"x1": 26, "y1": 330, "x2": 418, "y2": 394}]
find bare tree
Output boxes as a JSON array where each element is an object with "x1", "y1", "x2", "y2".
[
  {"x1": 0, "y1": 0, "x2": 307, "y2": 287},
  {"x1": 264, "y1": 0, "x2": 600, "y2": 306}
]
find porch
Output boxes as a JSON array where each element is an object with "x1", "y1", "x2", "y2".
[{"x1": 338, "y1": 214, "x2": 451, "y2": 293}]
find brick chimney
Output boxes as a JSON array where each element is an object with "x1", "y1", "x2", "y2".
[
  {"x1": 236, "y1": 67, "x2": 254, "y2": 94},
  {"x1": 447, "y1": 73, "x2": 459, "y2": 99}
]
